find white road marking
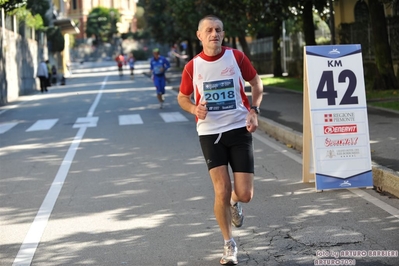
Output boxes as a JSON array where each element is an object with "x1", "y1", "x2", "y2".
[
  {"x1": 159, "y1": 112, "x2": 189, "y2": 123},
  {"x1": 119, "y1": 114, "x2": 143, "y2": 125},
  {"x1": 349, "y1": 188, "x2": 399, "y2": 219},
  {"x1": 26, "y1": 119, "x2": 59, "y2": 132},
  {"x1": 12, "y1": 76, "x2": 109, "y2": 266},
  {"x1": 253, "y1": 132, "x2": 399, "y2": 221},
  {"x1": 73, "y1": 117, "x2": 99, "y2": 128},
  {"x1": 0, "y1": 122, "x2": 18, "y2": 134}
]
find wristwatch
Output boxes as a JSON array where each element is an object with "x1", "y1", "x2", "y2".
[{"x1": 250, "y1": 106, "x2": 260, "y2": 114}]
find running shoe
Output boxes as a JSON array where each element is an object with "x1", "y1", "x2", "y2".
[
  {"x1": 220, "y1": 240, "x2": 238, "y2": 265},
  {"x1": 231, "y1": 202, "x2": 244, "y2": 228}
]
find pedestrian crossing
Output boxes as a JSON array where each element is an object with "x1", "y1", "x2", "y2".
[
  {"x1": 0, "y1": 112, "x2": 190, "y2": 134},
  {"x1": 26, "y1": 119, "x2": 59, "y2": 132}
]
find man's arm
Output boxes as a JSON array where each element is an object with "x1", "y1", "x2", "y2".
[
  {"x1": 177, "y1": 92, "x2": 196, "y2": 115},
  {"x1": 177, "y1": 92, "x2": 208, "y2": 120},
  {"x1": 164, "y1": 58, "x2": 171, "y2": 70},
  {"x1": 248, "y1": 74, "x2": 263, "y2": 107},
  {"x1": 245, "y1": 73, "x2": 263, "y2": 133}
]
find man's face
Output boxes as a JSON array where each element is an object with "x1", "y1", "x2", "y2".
[
  {"x1": 197, "y1": 19, "x2": 224, "y2": 49},
  {"x1": 153, "y1": 52, "x2": 160, "y2": 59}
]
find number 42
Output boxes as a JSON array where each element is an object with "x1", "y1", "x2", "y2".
[{"x1": 316, "y1": 70, "x2": 359, "y2": 105}]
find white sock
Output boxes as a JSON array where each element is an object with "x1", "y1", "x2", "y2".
[{"x1": 224, "y1": 238, "x2": 235, "y2": 245}]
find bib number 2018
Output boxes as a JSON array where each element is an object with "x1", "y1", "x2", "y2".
[
  {"x1": 316, "y1": 70, "x2": 358, "y2": 105},
  {"x1": 205, "y1": 90, "x2": 235, "y2": 101}
]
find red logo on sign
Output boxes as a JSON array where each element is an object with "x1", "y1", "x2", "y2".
[
  {"x1": 324, "y1": 124, "x2": 357, "y2": 134},
  {"x1": 324, "y1": 113, "x2": 355, "y2": 123},
  {"x1": 325, "y1": 137, "x2": 358, "y2": 147},
  {"x1": 324, "y1": 114, "x2": 333, "y2": 122}
]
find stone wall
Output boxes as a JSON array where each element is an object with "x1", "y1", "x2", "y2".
[{"x1": 0, "y1": 27, "x2": 43, "y2": 105}]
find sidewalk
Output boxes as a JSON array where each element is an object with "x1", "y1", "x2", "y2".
[{"x1": 166, "y1": 68, "x2": 399, "y2": 198}]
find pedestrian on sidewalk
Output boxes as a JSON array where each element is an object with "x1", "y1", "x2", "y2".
[
  {"x1": 45, "y1": 60, "x2": 52, "y2": 87},
  {"x1": 177, "y1": 15, "x2": 263, "y2": 265},
  {"x1": 36, "y1": 60, "x2": 49, "y2": 93},
  {"x1": 51, "y1": 65, "x2": 57, "y2": 85},
  {"x1": 128, "y1": 52, "x2": 135, "y2": 78},
  {"x1": 150, "y1": 48, "x2": 170, "y2": 109},
  {"x1": 115, "y1": 53, "x2": 125, "y2": 76}
]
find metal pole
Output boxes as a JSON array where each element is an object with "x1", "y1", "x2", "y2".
[
  {"x1": 329, "y1": 0, "x2": 336, "y2": 44},
  {"x1": 282, "y1": 20, "x2": 287, "y2": 74},
  {"x1": 1, "y1": 8, "x2": 5, "y2": 43}
]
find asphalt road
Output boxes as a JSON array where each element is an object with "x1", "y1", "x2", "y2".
[{"x1": 1, "y1": 62, "x2": 399, "y2": 266}]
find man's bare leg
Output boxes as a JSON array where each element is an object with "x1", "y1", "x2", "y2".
[
  {"x1": 232, "y1": 172, "x2": 254, "y2": 204},
  {"x1": 209, "y1": 165, "x2": 233, "y2": 240}
]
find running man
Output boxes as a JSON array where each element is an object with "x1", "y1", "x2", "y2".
[
  {"x1": 150, "y1": 48, "x2": 170, "y2": 109},
  {"x1": 177, "y1": 15, "x2": 263, "y2": 265}
]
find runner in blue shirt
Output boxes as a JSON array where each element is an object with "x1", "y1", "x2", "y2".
[{"x1": 150, "y1": 48, "x2": 170, "y2": 108}]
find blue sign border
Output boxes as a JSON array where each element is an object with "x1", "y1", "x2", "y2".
[
  {"x1": 306, "y1": 44, "x2": 362, "y2": 59},
  {"x1": 315, "y1": 171, "x2": 373, "y2": 190}
]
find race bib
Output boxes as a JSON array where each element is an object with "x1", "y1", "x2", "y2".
[
  {"x1": 153, "y1": 65, "x2": 163, "y2": 75},
  {"x1": 203, "y1": 79, "x2": 236, "y2": 111}
]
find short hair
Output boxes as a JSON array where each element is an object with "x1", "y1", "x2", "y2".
[{"x1": 198, "y1": 15, "x2": 223, "y2": 31}]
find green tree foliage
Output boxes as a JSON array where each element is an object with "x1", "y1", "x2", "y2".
[
  {"x1": 47, "y1": 26, "x2": 64, "y2": 52},
  {"x1": 11, "y1": 6, "x2": 44, "y2": 29},
  {"x1": 142, "y1": 0, "x2": 179, "y2": 44},
  {"x1": 1, "y1": 0, "x2": 48, "y2": 28},
  {"x1": 1, "y1": 0, "x2": 49, "y2": 17},
  {"x1": 287, "y1": 0, "x2": 329, "y2": 45},
  {"x1": 0, "y1": 0, "x2": 26, "y2": 12},
  {"x1": 86, "y1": 7, "x2": 120, "y2": 45},
  {"x1": 140, "y1": 0, "x2": 269, "y2": 58},
  {"x1": 201, "y1": 0, "x2": 263, "y2": 57},
  {"x1": 166, "y1": 0, "x2": 208, "y2": 56},
  {"x1": 139, "y1": 0, "x2": 397, "y2": 87}
]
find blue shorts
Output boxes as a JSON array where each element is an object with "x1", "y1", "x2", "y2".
[{"x1": 153, "y1": 75, "x2": 166, "y2": 94}]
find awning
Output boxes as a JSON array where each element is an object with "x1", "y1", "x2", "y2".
[{"x1": 53, "y1": 19, "x2": 80, "y2": 34}]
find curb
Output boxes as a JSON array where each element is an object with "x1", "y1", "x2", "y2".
[{"x1": 257, "y1": 116, "x2": 399, "y2": 198}]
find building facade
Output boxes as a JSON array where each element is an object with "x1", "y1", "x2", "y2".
[{"x1": 64, "y1": 0, "x2": 138, "y2": 41}]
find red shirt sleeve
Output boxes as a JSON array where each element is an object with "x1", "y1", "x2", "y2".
[
  {"x1": 232, "y1": 49, "x2": 257, "y2": 81},
  {"x1": 179, "y1": 60, "x2": 194, "y2": 96}
]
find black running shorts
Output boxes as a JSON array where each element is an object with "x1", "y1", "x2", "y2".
[{"x1": 199, "y1": 127, "x2": 254, "y2": 172}]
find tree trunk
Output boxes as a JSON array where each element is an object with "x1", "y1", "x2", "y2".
[
  {"x1": 302, "y1": 0, "x2": 316, "y2": 45},
  {"x1": 272, "y1": 20, "x2": 283, "y2": 77},
  {"x1": 232, "y1": 37, "x2": 237, "y2": 49},
  {"x1": 368, "y1": 0, "x2": 399, "y2": 90},
  {"x1": 237, "y1": 35, "x2": 251, "y2": 60}
]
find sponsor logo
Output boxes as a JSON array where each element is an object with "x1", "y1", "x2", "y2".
[
  {"x1": 326, "y1": 150, "x2": 335, "y2": 158},
  {"x1": 221, "y1": 65, "x2": 235, "y2": 76},
  {"x1": 324, "y1": 113, "x2": 355, "y2": 123},
  {"x1": 325, "y1": 137, "x2": 358, "y2": 147},
  {"x1": 339, "y1": 180, "x2": 352, "y2": 187},
  {"x1": 198, "y1": 74, "x2": 203, "y2": 80},
  {"x1": 324, "y1": 124, "x2": 357, "y2": 134},
  {"x1": 329, "y1": 48, "x2": 340, "y2": 54},
  {"x1": 325, "y1": 148, "x2": 361, "y2": 158},
  {"x1": 336, "y1": 148, "x2": 361, "y2": 158}
]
